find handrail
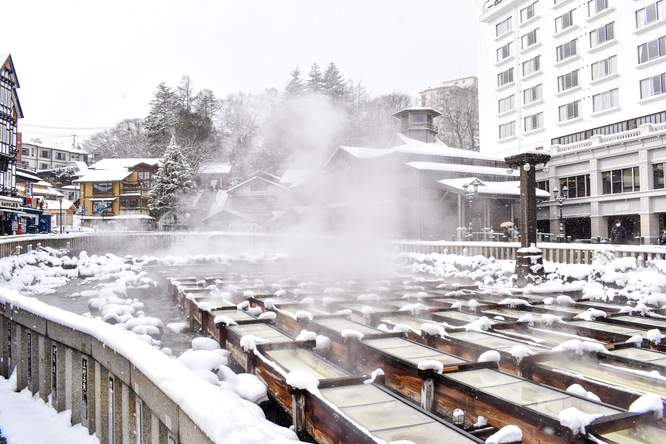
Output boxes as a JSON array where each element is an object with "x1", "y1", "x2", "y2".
[{"x1": 2, "y1": 232, "x2": 666, "y2": 264}]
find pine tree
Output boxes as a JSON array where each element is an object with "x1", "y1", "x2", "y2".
[
  {"x1": 144, "y1": 83, "x2": 178, "y2": 156},
  {"x1": 284, "y1": 67, "x2": 306, "y2": 98},
  {"x1": 149, "y1": 138, "x2": 197, "y2": 226},
  {"x1": 307, "y1": 63, "x2": 323, "y2": 94},
  {"x1": 322, "y1": 62, "x2": 348, "y2": 104}
]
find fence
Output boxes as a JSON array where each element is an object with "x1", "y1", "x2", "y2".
[{"x1": 2, "y1": 231, "x2": 666, "y2": 264}]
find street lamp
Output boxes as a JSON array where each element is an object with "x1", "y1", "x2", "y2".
[
  {"x1": 58, "y1": 194, "x2": 64, "y2": 235},
  {"x1": 552, "y1": 185, "x2": 568, "y2": 243},
  {"x1": 462, "y1": 179, "x2": 481, "y2": 241}
]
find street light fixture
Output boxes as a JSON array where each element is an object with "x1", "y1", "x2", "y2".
[
  {"x1": 552, "y1": 185, "x2": 568, "y2": 243},
  {"x1": 58, "y1": 194, "x2": 64, "y2": 235},
  {"x1": 462, "y1": 179, "x2": 481, "y2": 241}
]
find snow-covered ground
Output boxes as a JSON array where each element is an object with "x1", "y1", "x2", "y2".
[{"x1": 1, "y1": 245, "x2": 666, "y2": 443}]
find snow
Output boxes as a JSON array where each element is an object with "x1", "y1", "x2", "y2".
[
  {"x1": 417, "y1": 359, "x2": 444, "y2": 374},
  {"x1": 478, "y1": 350, "x2": 501, "y2": 364},
  {"x1": 485, "y1": 424, "x2": 522, "y2": 444},
  {"x1": 628, "y1": 393, "x2": 664, "y2": 419},
  {"x1": 551, "y1": 339, "x2": 610, "y2": 355},
  {"x1": 558, "y1": 407, "x2": 602, "y2": 435},
  {"x1": 566, "y1": 384, "x2": 601, "y2": 402}
]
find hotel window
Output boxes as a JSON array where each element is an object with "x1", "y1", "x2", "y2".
[
  {"x1": 40, "y1": 150, "x2": 50, "y2": 159},
  {"x1": 523, "y1": 84, "x2": 543, "y2": 104},
  {"x1": 560, "y1": 175, "x2": 591, "y2": 198},
  {"x1": 497, "y1": 42, "x2": 514, "y2": 62},
  {"x1": 536, "y1": 180, "x2": 550, "y2": 192},
  {"x1": 55, "y1": 152, "x2": 66, "y2": 161},
  {"x1": 555, "y1": 10, "x2": 574, "y2": 33},
  {"x1": 521, "y1": 28, "x2": 539, "y2": 50},
  {"x1": 521, "y1": 2, "x2": 537, "y2": 23},
  {"x1": 590, "y1": 22, "x2": 614, "y2": 48},
  {"x1": 588, "y1": 0, "x2": 608, "y2": 17},
  {"x1": 499, "y1": 121, "x2": 516, "y2": 139},
  {"x1": 636, "y1": 2, "x2": 665, "y2": 29},
  {"x1": 524, "y1": 112, "x2": 543, "y2": 131},
  {"x1": 557, "y1": 70, "x2": 579, "y2": 92},
  {"x1": 39, "y1": 163, "x2": 49, "y2": 170},
  {"x1": 591, "y1": 55, "x2": 617, "y2": 80},
  {"x1": 21, "y1": 147, "x2": 30, "y2": 156},
  {"x1": 498, "y1": 95, "x2": 515, "y2": 113},
  {"x1": 496, "y1": 16, "x2": 513, "y2": 37},
  {"x1": 593, "y1": 88, "x2": 619, "y2": 112},
  {"x1": 638, "y1": 36, "x2": 666, "y2": 64},
  {"x1": 556, "y1": 39, "x2": 577, "y2": 61},
  {"x1": 522, "y1": 55, "x2": 540, "y2": 76},
  {"x1": 653, "y1": 163, "x2": 665, "y2": 189},
  {"x1": 602, "y1": 167, "x2": 640, "y2": 194},
  {"x1": 640, "y1": 73, "x2": 666, "y2": 98},
  {"x1": 497, "y1": 68, "x2": 514, "y2": 87},
  {"x1": 559, "y1": 100, "x2": 580, "y2": 122}
]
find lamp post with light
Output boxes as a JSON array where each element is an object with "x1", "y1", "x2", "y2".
[
  {"x1": 58, "y1": 194, "x2": 64, "y2": 234},
  {"x1": 552, "y1": 185, "x2": 568, "y2": 243},
  {"x1": 462, "y1": 179, "x2": 481, "y2": 241}
]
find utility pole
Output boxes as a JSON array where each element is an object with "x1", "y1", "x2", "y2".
[{"x1": 72, "y1": 134, "x2": 76, "y2": 149}]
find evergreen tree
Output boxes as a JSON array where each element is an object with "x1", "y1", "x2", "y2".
[
  {"x1": 322, "y1": 62, "x2": 348, "y2": 104},
  {"x1": 307, "y1": 63, "x2": 323, "y2": 94},
  {"x1": 149, "y1": 138, "x2": 197, "y2": 225},
  {"x1": 284, "y1": 67, "x2": 306, "y2": 98},
  {"x1": 144, "y1": 83, "x2": 178, "y2": 156}
]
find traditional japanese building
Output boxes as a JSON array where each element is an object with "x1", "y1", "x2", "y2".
[{"x1": 0, "y1": 54, "x2": 24, "y2": 234}]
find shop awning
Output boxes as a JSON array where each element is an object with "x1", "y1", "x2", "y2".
[{"x1": 89, "y1": 197, "x2": 117, "y2": 202}]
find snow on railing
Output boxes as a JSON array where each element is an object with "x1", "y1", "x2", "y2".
[{"x1": 554, "y1": 123, "x2": 666, "y2": 154}]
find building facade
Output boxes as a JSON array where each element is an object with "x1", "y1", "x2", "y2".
[
  {"x1": 0, "y1": 54, "x2": 25, "y2": 234},
  {"x1": 74, "y1": 158, "x2": 160, "y2": 230},
  {"x1": 20, "y1": 141, "x2": 89, "y2": 171},
  {"x1": 478, "y1": 0, "x2": 666, "y2": 243}
]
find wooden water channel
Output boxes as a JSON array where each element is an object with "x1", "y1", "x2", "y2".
[{"x1": 153, "y1": 263, "x2": 666, "y2": 444}]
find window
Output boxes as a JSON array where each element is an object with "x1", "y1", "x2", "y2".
[
  {"x1": 92, "y1": 182, "x2": 113, "y2": 195},
  {"x1": 558, "y1": 70, "x2": 579, "y2": 92},
  {"x1": 536, "y1": 180, "x2": 550, "y2": 193},
  {"x1": 21, "y1": 147, "x2": 30, "y2": 156},
  {"x1": 560, "y1": 175, "x2": 591, "y2": 198},
  {"x1": 588, "y1": 0, "x2": 608, "y2": 16},
  {"x1": 521, "y1": 28, "x2": 539, "y2": 50},
  {"x1": 591, "y1": 55, "x2": 617, "y2": 80},
  {"x1": 590, "y1": 22, "x2": 614, "y2": 48},
  {"x1": 638, "y1": 36, "x2": 666, "y2": 64},
  {"x1": 497, "y1": 42, "x2": 514, "y2": 62},
  {"x1": 521, "y1": 2, "x2": 537, "y2": 23},
  {"x1": 636, "y1": 2, "x2": 665, "y2": 29},
  {"x1": 559, "y1": 100, "x2": 580, "y2": 122},
  {"x1": 653, "y1": 163, "x2": 665, "y2": 189},
  {"x1": 555, "y1": 10, "x2": 574, "y2": 33},
  {"x1": 523, "y1": 84, "x2": 543, "y2": 104},
  {"x1": 602, "y1": 167, "x2": 640, "y2": 194},
  {"x1": 39, "y1": 150, "x2": 50, "y2": 159},
  {"x1": 92, "y1": 201, "x2": 113, "y2": 214},
  {"x1": 497, "y1": 68, "x2": 514, "y2": 87},
  {"x1": 522, "y1": 56, "x2": 540, "y2": 76},
  {"x1": 640, "y1": 73, "x2": 666, "y2": 98},
  {"x1": 120, "y1": 198, "x2": 141, "y2": 210},
  {"x1": 498, "y1": 95, "x2": 515, "y2": 113},
  {"x1": 499, "y1": 121, "x2": 516, "y2": 139},
  {"x1": 496, "y1": 16, "x2": 513, "y2": 37},
  {"x1": 556, "y1": 39, "x2": 577, "y2": 61},
  {"x1": 524, "y1": 112, "x2": 543, "y2": 131},
  {"x1": 55, "y1": 152, "x2": 66, "y2": 161},
  {"x1": 593, "y1": 88, "x2": 619, "y2": 112},
  {"x1": 39, "y1": 163, "x2": 49, "y2": 170}
]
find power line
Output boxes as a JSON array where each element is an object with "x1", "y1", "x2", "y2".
[{"x1": 20, "y1": 123, "x2": 111, "y2": 131}]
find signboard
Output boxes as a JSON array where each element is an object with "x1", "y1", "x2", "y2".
[
  {"x1": 82, "y1": 357, "x2": 88, "y2": 419},
  {"x1": 108, "y1": 377, "x2": 114, "y2": 444},
  {"x1": 52, "y1": 344, "x2": 57, "y2": 402},
  {"x1": 27, "y1": 332, "x2": 32, "y2": 384}
]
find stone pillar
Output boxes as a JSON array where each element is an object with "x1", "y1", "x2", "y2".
[{"x1": 641, "y1": 210, "x2": 660, "y2": 245}]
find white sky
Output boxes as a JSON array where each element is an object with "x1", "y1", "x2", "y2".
[{"x1": 4, "y1": 0, "x2": 478, "y2": 146}]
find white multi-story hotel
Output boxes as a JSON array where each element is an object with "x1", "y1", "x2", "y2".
[{"x1": 478, "y1": 0, "x2": 666, "y2": 244}]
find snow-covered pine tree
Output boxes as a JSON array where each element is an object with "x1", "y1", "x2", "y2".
[{"x1": 149, "y1": 138, "x2": 197, "y2": 227}]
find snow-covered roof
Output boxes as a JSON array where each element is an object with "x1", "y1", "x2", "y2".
[
  {"x1": 226, "y1": 176, "x2": 292, "y2": 194},
  {"x1": 89, "y1": 158, "x2": 161, "y2": 170},
  {"x1": 15, "y1": 169, "x2": 42, "y2": 182},
  {"x1": 279, "y1": 169, "x2": 318, "y2": 187},
  {"x1": 44, "y1": 198, "x2": 75, "y2": 211},
  {"x1": 390, "y1": 133, "x2": 504, "y2": 162},
  {"x1": 406, "y1": 161, "x2": 518, "y2": 178},
  {"x1": 438, "y1": 177, "x2": 551, "y2": 198},
  {"x1": 74, "y1": 169, "x2": 133, "y2": 183},
  {"x1": 199, "y1": 163, "x2": 231, "y2": 174},
  {"x1": 22, "y1": 141, "x2": 89, "y2": 155}
]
